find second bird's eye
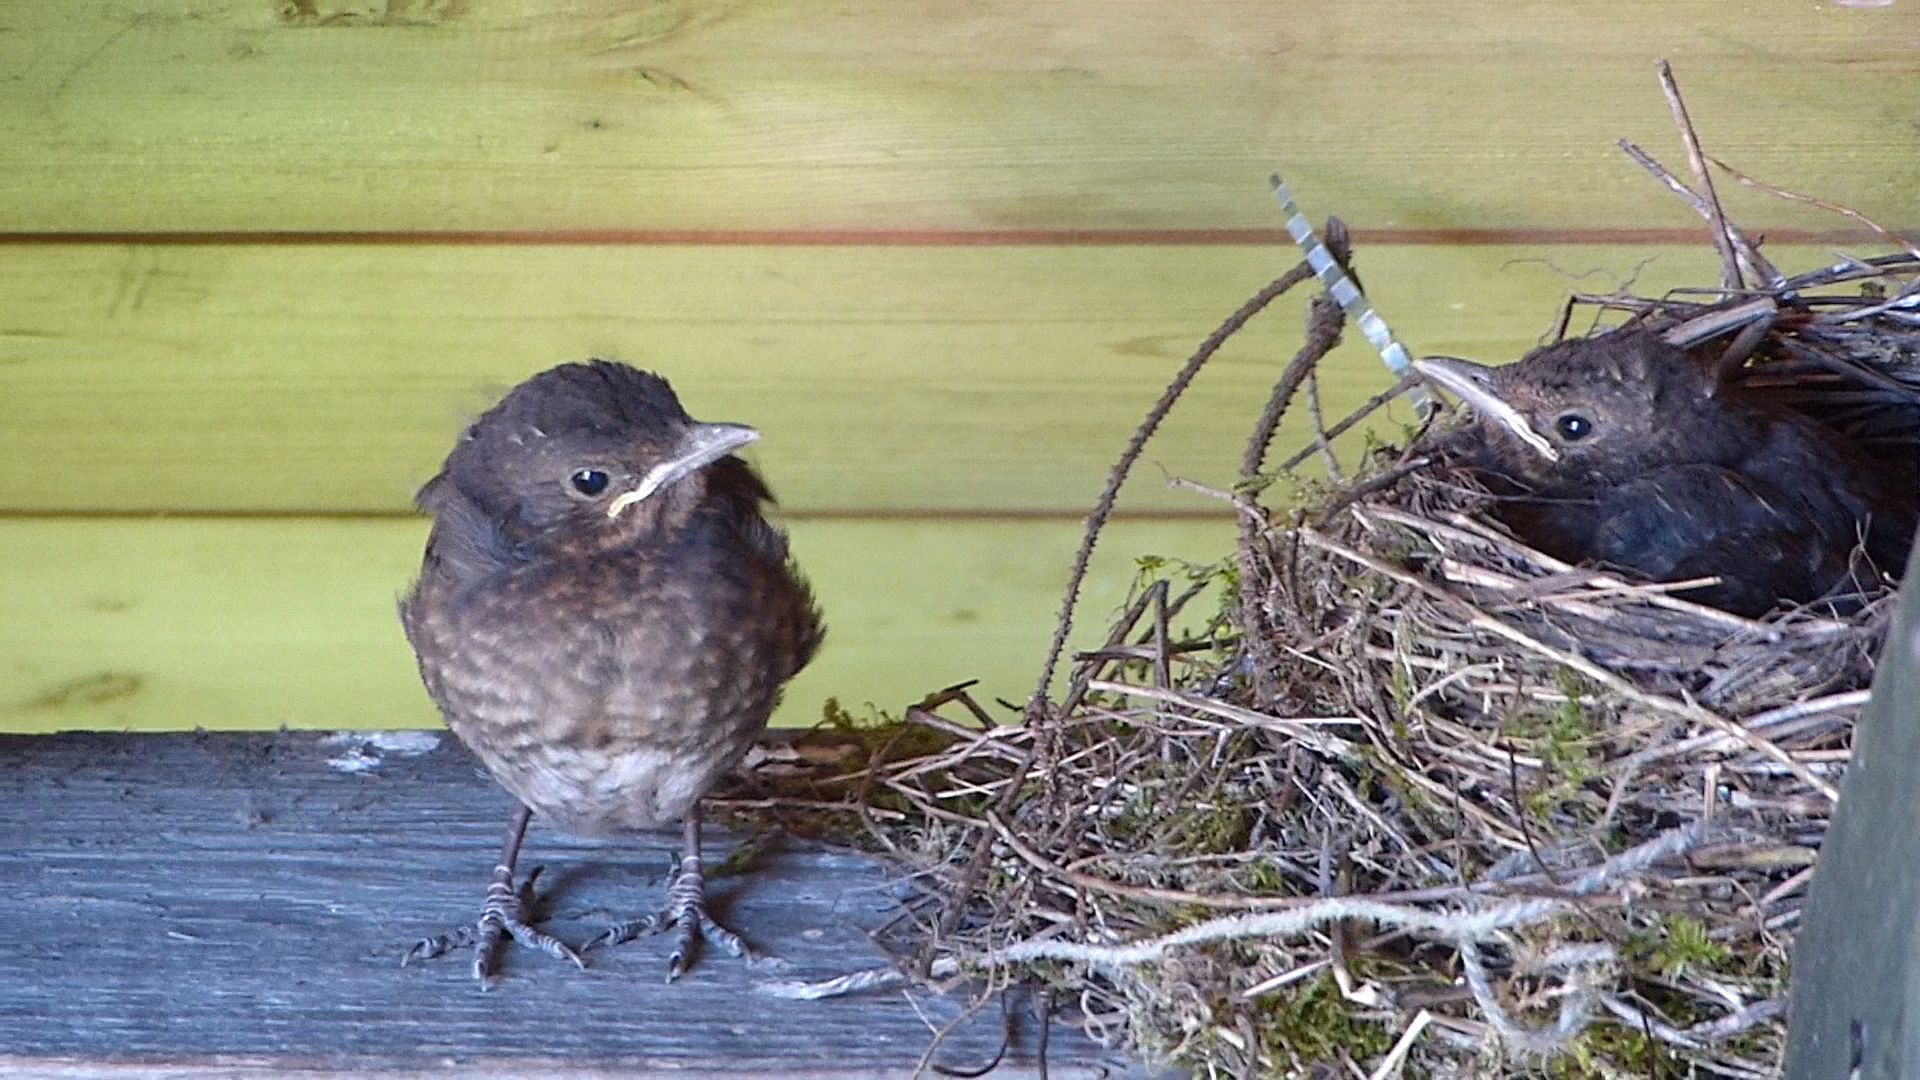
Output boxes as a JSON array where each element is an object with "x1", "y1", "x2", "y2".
[
  {"x1": 1554, "y1": 414, "x2": 1593, "y2": 441},
  {"x1": 569, "y1": 468, "x2": 610, "y2": 497}
]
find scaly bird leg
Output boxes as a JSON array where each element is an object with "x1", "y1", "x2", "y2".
[
  {"x1": 587, "y1": 805, "x2": 754, "y2": 981},
  {"x1": 403, "y1": 801, "x2": 586, "y2": 989}
]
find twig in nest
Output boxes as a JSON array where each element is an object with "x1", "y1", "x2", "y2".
[
  {"x1": 1660, "y1": 296, "x2": 1776, "y2": 350},
  {"x1": 1239, "y1": 291, "x2": 1351, "y2": 703},
  {"x1": 1654, "y1": 59, "x2": 1761, "y2": 293},
  {"x1": 1312, "y1": 455, "x2": 1434, "y2": 529},
  {"x1": 1242, "y1": 292, "x2": 1349, "y2": 482},
  {"x1": 916, "y1": 976, "x2": 1010, "y2": 1080},
  {"x1": 1599, "y1": 994, "x2": 1786, "y2": 1052},
  {"x1": 1295, "y1": 526, "x2": 1842, "y2": 801},
  {"x1": 1305, "y1": 367, "x2": 1343, "y2": 484},
  {"x1": 1706, "y1": 153, "x2": 1920, "y2": 262},
  {"x1": 1617, "y1": 139, "x2": 1782, "y2": 292},
  {"x1": 1275, "y1": 372, "x2": 1425, "y2": 473},
  {"x1": 1029, "y1": 251, "x2": 1320, "y2": 712},
  {"x1": 975, "y1": 239, "x2": 1343, "y2": 976},
  {"x1": 1367, "y1": 1010, "x2": 1435, "y2": 1080}
]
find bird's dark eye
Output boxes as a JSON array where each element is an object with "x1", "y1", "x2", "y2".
[
  {"x1": 1555, "y1": 414, "x2": 1593, "y2": 441},
  {"x1": 568, "y1": 468, "x2": 610, "y2": 497}
]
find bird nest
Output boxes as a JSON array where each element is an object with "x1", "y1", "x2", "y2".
[{"x1": 755, "y1": 77, "x2": 1919, "y2": 1079}]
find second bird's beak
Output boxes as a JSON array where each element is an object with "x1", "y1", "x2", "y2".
[
  {"x1": 1412, "y1": 357, "x2": 1561, "y2": 463},
  {"x1": 605, "y1": 422, "x2": 761, "y2": 519}
]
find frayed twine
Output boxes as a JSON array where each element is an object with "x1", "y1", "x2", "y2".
[{"x1": 764, "y1": 824, "x2": 1729, "y2": 1055}]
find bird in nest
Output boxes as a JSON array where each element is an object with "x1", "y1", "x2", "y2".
[{"x1": 1414, "y1": 326, "x2": 1915, "y2": 618}]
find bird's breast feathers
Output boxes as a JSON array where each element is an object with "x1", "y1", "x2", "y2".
[{"x1": 511, "y1": 740, "x2": 739, "y2": 833}]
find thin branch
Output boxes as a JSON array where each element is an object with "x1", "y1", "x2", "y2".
[
  {"x1": 1655, "y1": 60, "x2": 1745, "y2": 293},
  {"x1": 1030, "y1": 259, "x2": 1315, "y2": 711},
  {"x1": 1706, "y1": 154, "x2": 1920, "y2": 262}
]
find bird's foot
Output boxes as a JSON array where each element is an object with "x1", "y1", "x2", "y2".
[
  {"x1": 403, "y1": 864, "x2": 586, "y2": 989},
  {"x1": 586, "y1": 855, "x2": 753, "y2": 981}
]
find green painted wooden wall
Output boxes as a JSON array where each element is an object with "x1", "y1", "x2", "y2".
[{"x1": 4, "y1": 1, "x2": 1916, "y2": 732}]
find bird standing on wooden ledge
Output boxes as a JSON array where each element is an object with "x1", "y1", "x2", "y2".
[
  {"x1": 1413, "y1": 327, "x2": 1915, "y2": 618},
  {"x1": 400, "y1": 361, "x2": 823, "y2": 987}
]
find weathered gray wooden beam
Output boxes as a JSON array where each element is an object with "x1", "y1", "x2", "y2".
[
  {"x1": 0, "y1": 730, "x2": 1126, "y2": 1077},
  {"x1": 1786, "y1": 547, "x2": 1920, "y2": 1077}
]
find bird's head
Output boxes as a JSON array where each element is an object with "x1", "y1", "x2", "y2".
[
  {"x1": 1413, "y1": 328, "x2": 1728, "y2": 487},
  {"x1": 422, "y1": 361, "x2": 760, "y2": 553}
]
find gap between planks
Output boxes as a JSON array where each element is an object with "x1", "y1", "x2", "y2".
[{"x1": 0, "y1": 227, "x2": 1904, "y2": 248}]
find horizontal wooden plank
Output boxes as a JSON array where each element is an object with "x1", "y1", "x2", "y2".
[
  {"x1": 0, "y1": 2, "x2": 1914, "y2": 234},
  {"x1": 0, "y1": 730, "x2": 1123, "y2": 1076},
  {"x1": 0, "y1": 516, "x2": 1233, "y2": 734},
  {"x1": 0, "y1": 241, "x2": 1793, "y2": 515}
]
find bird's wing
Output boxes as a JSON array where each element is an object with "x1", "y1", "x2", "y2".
[
  {"x1": 412, "y1": 476, "x2": 530, "y2": 591},
  {"x1": 1747, "y1": 413, "x2": 1916, "y2": 584},
  {"x1": 703, "y1": 457, "x2": 826, "y2": 679},
  {"x1": 1588, "y1": 464, "x2": 1840, "y2": 616}
]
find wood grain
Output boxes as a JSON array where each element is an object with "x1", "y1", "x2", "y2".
[
  {"x1": 0, "y1": 240, "x2": 1784, "y2": 515},
  {"x1": 0, "y1": 515, "x2": 1232, "y2": 733},
  {"x1": 1785, "y1": 540, "x2": 1920, "y2": 1075},
  {"x1": 0, "y1": 729, "x2": 1121, "y2": 1076},
  {"x1": 0, "y1": 1, "x2": 1913, "y2": 234}
]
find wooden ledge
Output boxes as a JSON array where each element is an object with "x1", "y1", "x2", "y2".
[{"x1": 0, "y1": 730, "x2": 1127, "y2": 1077}]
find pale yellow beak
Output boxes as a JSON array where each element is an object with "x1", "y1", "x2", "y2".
[
  {"x1": 1412, "y1": 357, "x2": 1560, "y2": 463},
  {"x1": 605, "y1": 422, "x2": 761, "y2": 518}
]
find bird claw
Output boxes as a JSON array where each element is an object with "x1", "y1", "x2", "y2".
[
  {"x1": 404, "y1": 863, "x2": 586, "y2": 989},
  {"x1": 586, "y1": 855, "x2": 756, "y2": 981},
  {"x1": 402, "y1": 923, "x2": 480, "y2": 964},
  {"x1": 584, "y1": 911, "x2": 665, "y2": 950}
]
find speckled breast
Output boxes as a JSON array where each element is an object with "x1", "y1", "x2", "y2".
[{"x1": 405, "y1": 545, "x2": 800, "y2": 835}]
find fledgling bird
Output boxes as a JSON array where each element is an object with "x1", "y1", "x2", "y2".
[
  {"x1": 400, "y1": 361, "x2": 823, "y2": 987},
  {"x1": 1414, "y1": 327, "x2": 1914, "y2": 617}
]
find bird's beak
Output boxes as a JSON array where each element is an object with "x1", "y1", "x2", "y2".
[
  {"x1": 605, "y1": 422, "x2": 761, "y2": 519},
  {"x1": 1412, "y1": 357, "x2": 1560, "y2": 463}
]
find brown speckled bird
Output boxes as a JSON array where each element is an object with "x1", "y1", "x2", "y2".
[
  {"x1": 1415, "y1": 327, "x2": 1914, "y2": 617},
  {"x1": 400, "y1": 361, "x2": 823, "y2": 987}
]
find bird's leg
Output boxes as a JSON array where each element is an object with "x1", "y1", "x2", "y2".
[
  {"x1": 587, "y1": 805, "x2": 755, "y2": 981},
  {"x1": 403, "y1": 801, "x2": 586, "y2": 988}
]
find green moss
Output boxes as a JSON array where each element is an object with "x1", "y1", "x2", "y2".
[
  {"x1": 1187, "y1": 802, "x2": 1255, "y2": 852},
  {"x1": 1114, "y1": 775, "x2": 1255, "y2": 855},
  {"x1": 1550, "y1": 1022, "x2": 1663, "y2": 1078},
  {"x1": 1504, "y1": 675, "x2": 1605, "y2": 823},
  {"x1": 1387, "y1": 662, "x2": 1413, "y2": 713},
  {"x1": 1241, "y1": 972, "x2": 1396, "y2": 1067},
  {"x1": 1353, "y1": 760, "x2": 1381, "y2": 802},
  {"x1": 1234, "y1": 472, "x2": 1277, "y2": 499},
  {"x1": 818, "y1": 696, "x2": 949, "y2": 761},
  {"x1": 806, "y1": 697, "x2": 1002, "y2": 821},
  {"x1": 1121, "y1": 555, "x2": 1238, "y2": 665},
  {"x1": 1243, "y1": 858, "x2": 1290, "y2": 892},
  {"x1": 1278, "y1": 473, "x2": 1336, "y2": 511},
  {"x1": 1377, "y1": 528, "x2": 1425, "y2": 564},
  {"x1": 1647, "y1": 915, "x2": 1731, "y2": 981}
]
